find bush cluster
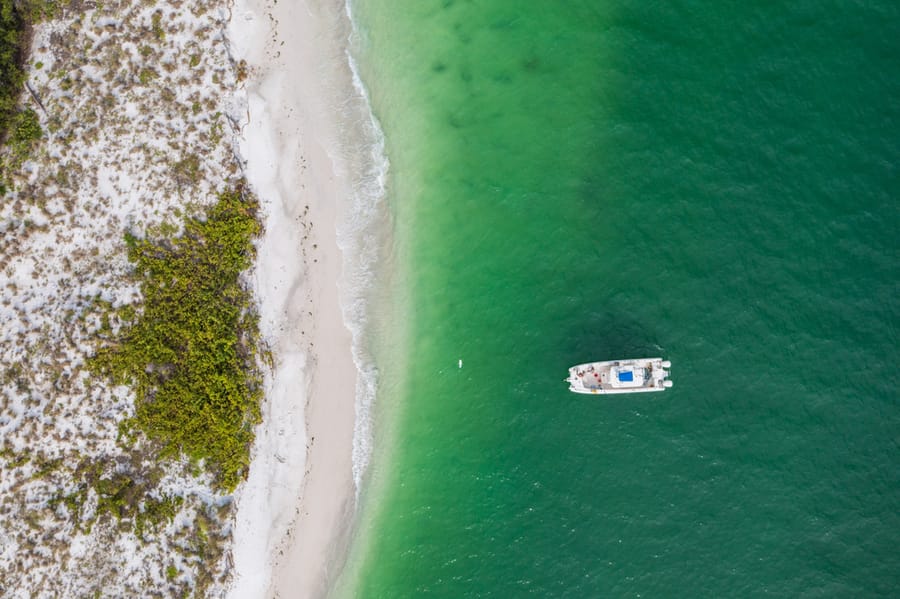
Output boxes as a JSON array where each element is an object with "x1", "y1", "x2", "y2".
[
  {"x1": 0, "y1": 0, "x2": 28, "y2": 137},
  {"x1": 93, "y1": 186, "x2": 263, "y2": 491}
]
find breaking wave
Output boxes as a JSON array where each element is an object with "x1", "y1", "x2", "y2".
[{"x1": 335, "y1": 0, "x2": 390, "y2": 497}]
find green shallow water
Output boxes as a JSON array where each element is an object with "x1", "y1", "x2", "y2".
[{"x1": 339, "y1": 1, "x2": 900, "y2": 597}]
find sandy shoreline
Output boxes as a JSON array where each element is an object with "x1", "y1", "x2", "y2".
[{"x1": 227, "y1": 0, "x2": 364, "y2": 596}]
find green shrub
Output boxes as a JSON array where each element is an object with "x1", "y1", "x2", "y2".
[
  {"x1": 0, "y1": 0, "x2": 28, "y2": 139},
  {"x1": 92, "y1": 186, "x2": 263, "y2": 491},
  {"x1": 135, "y1": 493, "x2": 183, "y2": 538},
  {"x1": 95, "y1": 473, "x2": 140, "y2": 520},
  {"x1": 138, "y1": 67, "x2": 157, "y2": 85},
  {"x1": 12, "y1": 107, "x2": 41, "y2": 144},
  {"x1": 151, "y1": 10, "x2": 164, "y2": 40}
]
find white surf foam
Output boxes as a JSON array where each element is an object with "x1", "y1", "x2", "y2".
[{"x1": 335, "y1": 0, "x2": 391, "y2": 496}]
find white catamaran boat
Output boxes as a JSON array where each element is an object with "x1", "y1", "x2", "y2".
[{"x1": 566, "y1": 357, "x2": 673, "y2": 395}]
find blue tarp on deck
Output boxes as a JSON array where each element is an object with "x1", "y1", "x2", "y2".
[{"x1": 618, "y1": 370, "x2": 634, "y2": 382}]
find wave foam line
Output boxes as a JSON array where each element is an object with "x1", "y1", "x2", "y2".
[{"x1": 336, "y1": 0, "x2": 390, "y2": 497}]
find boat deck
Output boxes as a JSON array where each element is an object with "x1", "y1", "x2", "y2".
[
  {"x1": 575, "y1": 366, "x2": 612, "y2": 390},
  {"x1": 573, "y1": 365, "x2": 647, "y2": 390}
]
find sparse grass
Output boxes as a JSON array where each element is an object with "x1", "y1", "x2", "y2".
[
  {"x1": 32, "y1": 454, "x2": 62, "y2": 478},
  {"x1": 48, "y1": 485, "x2": 88, "y2": 525},
  {"x1": 209, "y1": 112, "x2": 223, "y2": 145},
  {"x1": 173, "y1": 154, "x2": 200, "y2": 185},
  {"x1": 45, "y1": 454, "x2": 181, "y2": 539}
]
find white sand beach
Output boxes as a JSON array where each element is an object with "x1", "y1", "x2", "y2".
[{"x1": 227, "y1": 0, "x2": 366, "y2": 596}]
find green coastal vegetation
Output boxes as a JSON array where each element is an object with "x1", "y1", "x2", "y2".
[
  {"x1": 46, "y1": 185, "x2": 264, "y2": 550},
  {"x1": 0, "y1": 0, "x2": 55, "y2": 137},
  {"x1": 92, "y1": 186, "x2": 263, "y2": 492},
  {"x1": 0, "y1": 0, "x2": 30, "y2": 138},
  {"x1": 0, "y1": 0, "x2": 262, "y2": 589},
  {"x1": 0, "y1": 0, "x2": 50, "y2": 183}
]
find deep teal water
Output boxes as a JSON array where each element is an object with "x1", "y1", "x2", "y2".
[{"x1": 339, "y1": 1, "x2": 899, "y2": 597}]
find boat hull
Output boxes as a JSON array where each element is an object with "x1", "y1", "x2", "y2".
[{"x1": 566, "y1": 357, "x2": 672, "y2": 395}]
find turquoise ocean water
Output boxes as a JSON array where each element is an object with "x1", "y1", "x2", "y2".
[{"x1": 338, "y1": 1, "x2": 899, "y2": 596}]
